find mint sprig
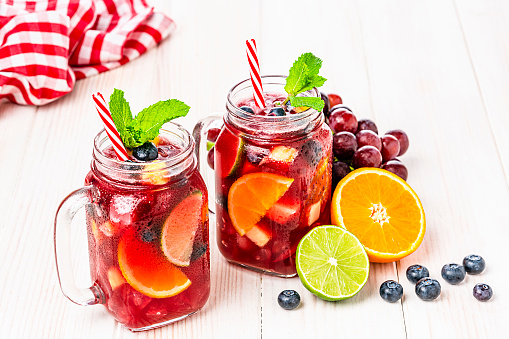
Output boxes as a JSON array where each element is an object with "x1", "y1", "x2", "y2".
[
  {"x1": 284, "y1": 53, "x2": 327, "y2": 111},
  {"x1": 108, "y1": 89, "x2": 190, "y2": 149}
]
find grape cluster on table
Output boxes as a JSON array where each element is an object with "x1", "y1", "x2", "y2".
[{"x1": 321, "y1": 93, "x2": 410, "y2": 189}]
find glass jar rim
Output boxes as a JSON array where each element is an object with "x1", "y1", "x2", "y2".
[
  {"x1": 226, "y1": 75, "x2": 321, "y2": 122},
  {"x1": 92, "y1": 122, "x2": 195, "y2": 178}
]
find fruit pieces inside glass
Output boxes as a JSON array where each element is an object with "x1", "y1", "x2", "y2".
[
  {"x1": 85, "y1": 137, "x2": 209, "y2": 330},
  {"x1": 215, "y1": 95, "x2": 332, "y2": 276}
]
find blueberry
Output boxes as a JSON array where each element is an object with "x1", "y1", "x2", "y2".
[
  {"x1": 268, "y1": 107, "x2": 286, "y2": 116},
  {"x1": 415, "y1": 278, "x2": 441, "y2": 301},
  {"x1": 190, "y1": 242, "x2": 208, "y2": 262},
  {"x1": 300, "y1": 139, "x2": 322, "y2": 167},
  {"x1": 463, "y1": 254, "x2": 485, "y2": 275},
  {"x1": 379, "y1": 280, "x2": 403, "y2": 303},
  {"x1": 441, "y1": 263, "x2": 466, "y2": 285},
  {"x1": 278, "y1": 290, "x2": 301, "y2": 310},
  {"x1": 140, "y1": 228, "x2": 156, "y2": 243},
  {"x1": 406, "y1": 264, "x2": 429, "y2": 284},
  {"x1": 473, "y1": 283, "x2": 493, "y2": 302},
  {"x1": 132, "y1": 142, "x2": 158, "y2": 161},
  {"x1": 239, "y1": 106, "x2": 254, "y2": 114}
]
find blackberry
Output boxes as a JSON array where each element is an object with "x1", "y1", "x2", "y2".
[{"x1": 300, "y1": 139, "x2": 322, "y2": 167}]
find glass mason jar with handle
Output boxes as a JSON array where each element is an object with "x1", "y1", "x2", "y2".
[
  {"x1": 194, "y1": 75, "x2": 332, "y2": 277},
  {"x1": 55, "y1": 123, "x2": 210, "y2": 331}
]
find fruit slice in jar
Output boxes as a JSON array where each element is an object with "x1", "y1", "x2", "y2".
[
  {"x1": 161, "y1": 191, "x2": 204, "y2": 267},
  {"x1": 118, "y1": 229, "x2": 191, "y2": 298},
  {"x1": 215, "y1": 127, "x2": 244, "y2": 177},
  {"x1": 228, "y1": 173, "x2": 294, "y2": 242},
  {"x1": 331, "y1": 168, "x2": 425, "y2": 263}
]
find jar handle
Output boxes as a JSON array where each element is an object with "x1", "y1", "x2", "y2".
[
  {"x1": 54, "y1": 186, "x2": 105, "y2": 306},
  {"x1": 193, "y1": 114, "x2": 223, "y2": 214}
]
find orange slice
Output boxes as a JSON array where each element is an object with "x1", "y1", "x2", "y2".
[
  {"x1": 118, "y1": 229, "x2": 191, "y2": 298},
  {"x1": 161, "y1": 191, "x2": 204, "y2": 267},
  {"x1": 331, "y1": 168, "x2": 425, "y2": 263},
  {"x1": 228, "y1": 172, "x2": 294, "y2": 236}
]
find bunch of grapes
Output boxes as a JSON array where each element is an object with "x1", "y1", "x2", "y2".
[{"x1": 321, "y1": 93, "x2": 410, "y2": 190}]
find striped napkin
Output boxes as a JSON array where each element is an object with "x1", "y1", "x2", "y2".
[{"x1": 0, "y1": 0, "x2": 175, "y2": 105}]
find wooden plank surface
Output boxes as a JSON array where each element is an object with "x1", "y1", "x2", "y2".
[{"x1": 0, "y1": 0, "x2": 508, "y2": 338}]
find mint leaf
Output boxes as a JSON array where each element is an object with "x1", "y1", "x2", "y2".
[
  {"x1": 108, "y1": 91, "x2": 190, "y2": 150},
  {"x1": 109, "y1": 89, "x2": 133, "y2": 146},
  {"x1": 288, "y1": 95, "x2": 325, "y2": 111},
  {"x1": 285, "y1": 53, "x2": 327, "y2": 96},
  {"x1": 133, "y1": 99, "x2": 190, "y2": 141}
]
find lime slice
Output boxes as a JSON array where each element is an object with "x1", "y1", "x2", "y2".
[{"x1": 296, "y1": 225, "x2": 370, "y2": 301}]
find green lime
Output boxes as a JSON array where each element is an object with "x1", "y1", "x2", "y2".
[{"x1": 296, "y1": 225, "x2": 370, "y2": 301}]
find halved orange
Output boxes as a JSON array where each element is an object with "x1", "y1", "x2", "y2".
[
  {"x1": 331, "y1": 168, "x2": 425, "y2": 263},
  {"x1": 228, "y1": 172, "x2": 294, "y2": 236},
  {"x1": 118, "y1": 229, "x2": 191, "y2": 298}
]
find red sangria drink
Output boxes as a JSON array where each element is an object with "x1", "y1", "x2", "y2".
[
  {"x1": 214, "y1": 75, "x2": 332, "y2": 277},
  {"x1": 55, "y1": 95, "x2": 210, "y2": 331},
  {"x1": 84, "y1": 126, "x2": 209, "y2": 330}
]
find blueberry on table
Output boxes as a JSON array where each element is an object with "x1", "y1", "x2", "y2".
[
  {"x1": 441, "y1": 263, "x2": 466, "y2": 285},
  {"x1": 379, "y1": 280, "x2": 403, "y2": 303},
  {"x1": 268, "y1": 107, "x2": 286, "y2": 116},
  {"x1": 278, "y1": 290, "x2": 301, "y2": 310},
  {"x1": 239, "y1": 106, "x2": 254, "y2": 113},
  {"x1": 132, "y1": 142, "x2": 158, "y2": 161},
  {"x1": 463, "y1": 254, "x2": 485, "y2": 275},
  {"x1": 473, "y1": 283, "x2": 493, "y2": 302},
  {"x1": 406, "y1": 264, "x2": 429, "y2": 284},
  {"x1": 415, "y1": 278, "x2": 441, "y2": 301}
]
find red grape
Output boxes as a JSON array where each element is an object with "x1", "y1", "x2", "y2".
[
  {"x1": 381, "y1": 135, "x2": 400, "y2": 162},
  {"x1": 357, "y1": 119, "x2": 378, "y2": 134},
  {"x1": 352, "y1": 146, "x2": 382, "y2": 169},
  {"x1": 356, "y1": 130, "x2": 381, "y2": 151},
  {"x1": 207, "y1": 127, "x2": 221, "y2": 142},
  {"x1": 329, "y1": 109, "x2": 358, "y2": 134},
  {"x1": 328, "y1": 93, "x2": 343, "y2": 107},
  {"x1": 207, "y1": 147, "x2": 215, "y2": 169},
  {"x1": 321, "y1": 92, "x2": 331, "y2": 117},
  {"x1": 386, "y1": 129, "x2": 409, "y2": 156},
  {"x1": 332, "y1": 161, "x2": 351, "y2": 188},
  {"x1": 382, "y1": 160, "x2": 408, "y2": 181},
  {"x1": 333, "y1": 132, "x2": 357, "y2": 160}
]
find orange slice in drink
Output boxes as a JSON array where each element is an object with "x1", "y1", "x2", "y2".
[
  {"x1": 161, "y1": 191, "x2": 204, "y2": 267},
  {"x1": 228, "y1": 172, "x2": 294, "y2": 236},
  {"x1": 118, "y1": 229, "x2": 191, "y2": 298},
  {"x1": 331, "y1": 168, "x2": 425, "y2": 263}
]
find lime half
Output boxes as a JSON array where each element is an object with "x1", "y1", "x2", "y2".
[{"x1": 296, "y1": 225, "x2": 370, "y2": 301}]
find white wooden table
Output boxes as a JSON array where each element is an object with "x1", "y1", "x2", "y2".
[{"x1": 1, "y1": 1, "x2": 508, "y2": 338}]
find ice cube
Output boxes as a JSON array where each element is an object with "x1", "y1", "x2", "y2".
[{"x1": 109, "y1": 195, "x2": 142, "y2": 227}]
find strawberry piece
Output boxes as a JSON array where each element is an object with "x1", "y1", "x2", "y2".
[{"x1": 260, "y1": 146, "x2": 298, "y2": 170}]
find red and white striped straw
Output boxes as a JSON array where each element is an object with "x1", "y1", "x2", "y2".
[
  {"x1": 92, "y1": 92, "x2": 130, "y2": 161},
  {"x1": 246, "y1": 39, "x2": 265, "y2": 108}
]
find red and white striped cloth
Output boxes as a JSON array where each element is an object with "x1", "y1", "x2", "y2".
[{"x1": 0, "y1": 0, "x2": 175, "y2": 105}]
